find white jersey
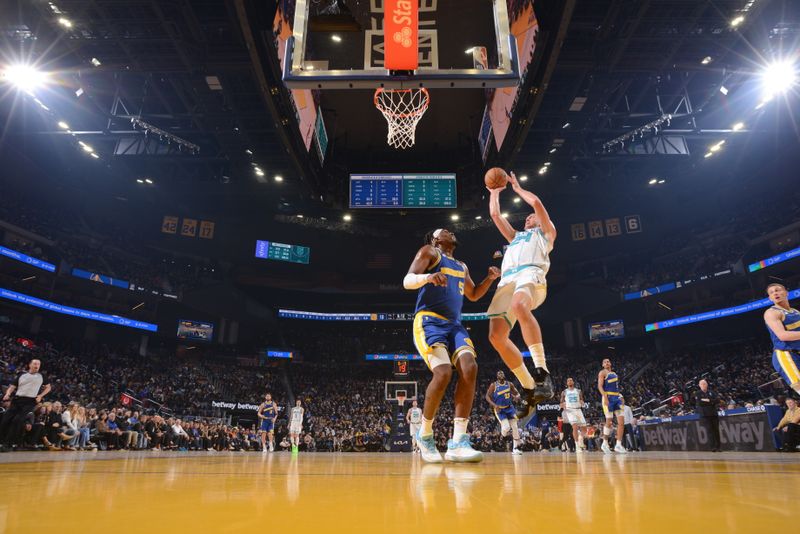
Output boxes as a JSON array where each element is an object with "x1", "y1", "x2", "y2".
[
  {"x1": 563, "y1": 387, "x2": 582, "y2": 409},
  {"x1": 408, "y1": 407, "x2": 422, "y2": 425},
  {"x1": 498, "y1": 228, "x2": 552, "y2": 288},
  {"x1": 290, "y1": 407, "x2": 304, "y2": 425}
]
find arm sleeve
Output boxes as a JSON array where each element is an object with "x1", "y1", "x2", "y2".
[{"x1": 403, "y1": 273, "x2": 430, "y2": 290}]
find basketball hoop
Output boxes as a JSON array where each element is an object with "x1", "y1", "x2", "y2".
[
  {"x1": 395, "y1": 392, "x2": 407, "y2": 407},
  {"x1": 374, "y1": 88, "x2": 430, "y2": 149}
]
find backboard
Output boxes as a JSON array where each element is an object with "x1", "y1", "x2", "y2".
[{"x1": 282, "y1": 0, "x2": 520, "y2": 89}]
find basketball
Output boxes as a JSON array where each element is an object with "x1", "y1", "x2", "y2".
[{"x1": 484, "y1": 167, "x2": 508, "y2": 189}]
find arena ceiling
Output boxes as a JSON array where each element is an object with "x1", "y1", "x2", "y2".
[{"x1": 0, "y1": 0, "x2": 798, "y2": 228}]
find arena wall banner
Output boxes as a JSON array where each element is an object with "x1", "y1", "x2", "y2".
[{"x1": 639, "y1": 406, "x2": 784, "y2": 452}]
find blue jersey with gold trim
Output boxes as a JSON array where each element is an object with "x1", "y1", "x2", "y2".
[
  {"x1": 492, "y1": 381, "x2": 513, "y2": 408},
  {"x1": 603, "y1": 372, "x2": 620, "y2": 395},
  {"x1": 414, "y1": 249, "x2": 465, "y2": 321},
  {"x1": 767, "y1": 306, "x2": 800, "y2": 351},
  {"x1": 261, "y1": 401, "x2": 277, "y2": 418}
]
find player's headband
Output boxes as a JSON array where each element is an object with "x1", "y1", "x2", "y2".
[{"x1": 432, "y1": 228, "x2": 444, "y2": 239}]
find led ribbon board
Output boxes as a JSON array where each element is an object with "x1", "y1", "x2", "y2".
[{"x1": 646, "y1": 289, "x2": 800, "y2": 332}]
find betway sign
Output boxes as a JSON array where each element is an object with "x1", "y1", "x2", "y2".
[
  {"x1": 211, "y1": 401, "x2": 260, "y2": 411},
  {"x1": 641, "y1": 413, "x2": 775, "y2": 452}
]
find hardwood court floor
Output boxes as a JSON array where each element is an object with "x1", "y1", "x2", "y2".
[{"x1": 0, "y1": 451, "x2": 798, "y2": 533}]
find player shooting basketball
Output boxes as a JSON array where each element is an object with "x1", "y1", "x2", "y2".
[
  {"x1": 486, "y1": 170, "x2": 556, "y2": 423},
  {"x1": 404, "y1": 228, "x2": 499, "y2": 463}
]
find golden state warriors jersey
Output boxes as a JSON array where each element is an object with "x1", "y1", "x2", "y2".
[
  {"x1": 768, "y1": 306, "x2": 800, "y2": 351},
  {"x1": 414, "y1": 249, "x2": 465, "y2": 321}
]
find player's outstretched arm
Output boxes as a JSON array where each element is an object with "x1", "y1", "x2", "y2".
[
  {"x1": 508, "y1": 172, "x2": 557, "y2": 242},
  {"x1": 463, "y1": 264, "x2": 500, "y2": 301},
  {"x1": 560, "y1": 391, "x2": 566, "y2": 410},
  {"x1": 403, "y1": 245, "x2": 446, "y2": 289},
  {"x1": 765, "y1": 308, "x2": 800, "y2": 341},
  {"x1": 509, "y1": 383, "x2": 521, "y2": 402},
  {"x1": 488, "y1": 187, "x2": 516, "y2": 243}
]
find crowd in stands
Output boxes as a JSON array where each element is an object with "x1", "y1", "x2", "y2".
[
  {"x1": 0, "y1": 191, "x2": 223, "y2": 298},
  {"x1": 0, "y1": 323, "x2": 795, "y2": 454},
  {"x1": 596, "y1": 189, "x2": 800, "y2": 296}
]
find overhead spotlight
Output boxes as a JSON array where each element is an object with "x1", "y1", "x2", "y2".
[
  {"x1": 538, "y1": 167, "x2": 547, "y2": 175},
  {"x1": 465, "y1": 47, "x2": 475, "y2": 55},
  {"x1": 331, "y1": 34, "x2": 342, "y2": 42},
  {"x1": 58, "y1": 17, "x2": 73, "y2": 28},
  {"x1": 1, "y1": 65, "x2": 48, "y2": 91},
  {"x1": 255, "y1": 169, "x2": 265, "y2": 177},
  {"x1": 704, "y1": 152, "x2": 713, "y2": 158},
  {"x1": 81, "y1": 144, "x2": 94, "y2": 153},
  {"x1": 145, "y1": 178, "x2": 153, "y2": 184},
  {"x1": 762, "y1": 60, "x2": 798, "y2": 98},
  {"x1": 648, "y1": 178, "x2": 658, "y2": 185},
  {"x1": 274, "y1": 175, "x2": 284, "y2": 182},
  {"x1": 719, "y1": 85, "x2": 729, "y2": 95},
  {"x1": 544, "y1": 162, "x2": 551, "y2": 167},
  {"x1": 297, "y1": 214, "x2": 304, "y2": 218},
  {"x1": 475, "y1": 215, "x2": 482, "y2": 220},
  {"x1": 90, "y1": 153, "x2": 99, "y2": 159},
  {"x1": 136, "y1": 179, "x2": 144, "y2": 184},
  {"x1": 658, "y1": 179, "x2": 665, "y2": 184},
  {"x1": 245, "y1": 149, "x2": 253, "y2": 155},
  {"x1": 732, "y1": 122, "x2": 745, "y2": 131},
  {"x1": 57, "y1": 121, "x2": 69, "y2": 129},
  {"x1": 519, "y1": 175, "x2": 528, "y2": 182},
  {"x1": 343, "y1": 214, "x2": 352, "y2": 221},
  {"x1": 710, "y1": 140, "x2": 725, "y2": 152},
  {"x1": 90, "y1": 57, "x2": 101, "y2": 67},
  {"x1": 513, "y1": 197, "x2": 521, "y2": 203},
  {"x1": 730, "y1": 16, "x2": 744, "y2": 28},
  {"x1": 562, "y1": 122, "x2": 571, "y2": 129},
  {"x1": 549, "y1": 148, "x2": 557, "y2": 154},
  {"x1": 701, "y1": 56, "x2": 713, "y2": 65},
  {"x1": 451, "y1": 214, "x2": 460, "y2": 221}
]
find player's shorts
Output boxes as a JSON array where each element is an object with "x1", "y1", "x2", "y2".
[
  {"x1": 488, "y1": 267, "x2": 547, "y2": 328},
  {"x1": 290, "y1": 422, "x2": 302, "y2": 434},
  {"x1": 494, "y1": 405, "x2": 517, "y2": 421},
  {"x1": 602, "y1": 395, "x2": 623, "y2": 418},
  {"x1": 260, "y1": 419, "x2": 274, "y2": 432},
  {"x1": 413, "y1": 311, "x2": 475, "y2": 370},
  {"x1": 565, "y1": 408, "x2": 586, "y2": 426},
  {"x1": 409, "y1": 423, "x2": 421, "y2": 437},
  {"x1": 773, "y1": 349, "x2": 800, "y2": 385}
]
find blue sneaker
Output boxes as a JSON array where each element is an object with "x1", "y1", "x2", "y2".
[
  {"x1": 444, "y1": 435, "x2": 483, "y2": 463},
  {"x1": 416, "y1": 431, "x2": 443, "y2": 463}
]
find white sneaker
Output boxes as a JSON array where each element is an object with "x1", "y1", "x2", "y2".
[
  {"x1": 614, "y1": 443, "x2": 628, "y2": 454},
  {"x1": 416, "y1": 432, "x2": 443, "y2": 463},
  {"x1": 601, "y1": 441, "x2": 612, "y2": 454},
  {"x1": 262, "y1": 447, "x2": 268, "y2": 454},
  {"x1": 512, "y1": 447, "x2": 523, "y2": 456},
  {"x1": 444, "y1": 435, "x2": 483, "y2": 463},
  {"x1": 269, "y1": 445, "x2": 274, "y2": 452}
]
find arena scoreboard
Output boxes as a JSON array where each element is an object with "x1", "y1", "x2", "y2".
[
  {"x1": 255, "y1": 240, "x2": 310, "y2": 264},
  {"x1": 349, "y1": 174, "x2": 457, "y2": 208}
]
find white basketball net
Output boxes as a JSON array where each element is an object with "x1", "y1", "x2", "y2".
[{"x1": 374, "y1": 88, "x2": 430, "y2": 149}]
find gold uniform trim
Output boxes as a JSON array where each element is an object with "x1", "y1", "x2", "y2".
[{"x1": 776, "y1": 350, "x2": 800, "y2": 384}]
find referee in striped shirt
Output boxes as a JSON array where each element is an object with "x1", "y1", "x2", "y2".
[{"x1": 0, "y1": 359, "x2": 51, "y2": 451}]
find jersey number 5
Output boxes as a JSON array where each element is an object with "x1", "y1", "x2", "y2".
[{"x1": 458, "y1": 281, "x2": 464, "y2": 295}]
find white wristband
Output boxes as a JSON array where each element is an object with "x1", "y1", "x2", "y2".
[{"x1": 403, "y1": 273, "x2": 430, "y2": 290}]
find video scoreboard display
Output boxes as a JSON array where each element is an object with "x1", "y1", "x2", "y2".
[
  {"x1": 349, "y1": 174, "x2": 457, "y2": 208},
  {"x1": 255, "y1": 240, "x2": 310, "y2": 264}
]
